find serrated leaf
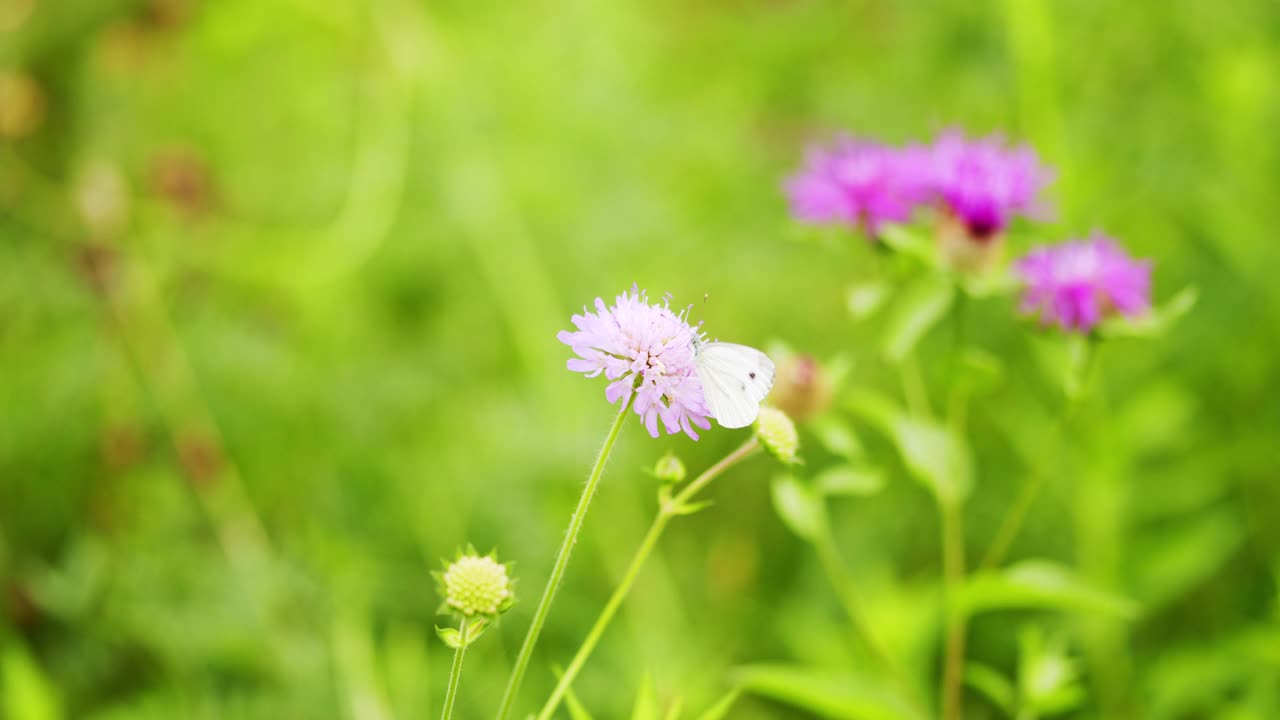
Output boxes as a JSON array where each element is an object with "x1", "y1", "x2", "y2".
[
  {"x1": 770, "y1": 474, "x2": 825, "y2": 542},
  {"x1": 815, "y1": 464, "x2": 885, "y2": 497},
  {"x1": 883, "y1": 275, "x2": 955, "y2": 363},
  {"x1": 732, "y1": 664, "x2": 921, "y2": 720},
  {"x1": 958, "y1": 560, "x2": 1139, "y2": 620},
  {"x1": 848, "y1": 281, "x2": 890, "y2": 321},
  {"x1": 1099, "y1": 286, "x2": 1198, "y2": 339}
]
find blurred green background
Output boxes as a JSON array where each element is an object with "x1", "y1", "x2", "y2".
[{"x1": 2, "y1": 0, "x2": 1278, "y2": 717}]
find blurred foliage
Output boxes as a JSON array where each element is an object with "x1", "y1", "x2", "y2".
[{"x1": 2, "y1": 0, "x2": 1279, "y2": 718}]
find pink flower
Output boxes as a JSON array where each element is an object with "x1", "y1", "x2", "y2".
[
  {"x1": 1016, "y1": 234, "x2": 1152, "y2": 333},
  {"x1": 783, "y1": 137, "x2": 928, "y2": 237},
  {"x1": 922, "y1": 130, "x2": 1054, "y2": 239},
  {"x1": 558, "y1": 286, "x2": 712, "y2": 440}
]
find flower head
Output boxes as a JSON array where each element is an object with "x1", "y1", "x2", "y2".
[
  {"x1": 439, "y1": 552, "x2": 515, "y2": 618},
  {"x1": 1015, "y1": 234, "x2": 1152, "y2": 333},
  {"x1": 783, "y1": 137, "x2": 928, "y2": 237},
  {"x1": 558, "y1": 286, "x2": 712, "y2": 440},
  {"x1": 921, "y1": 130, "x2": 1054, "y2": 239}
]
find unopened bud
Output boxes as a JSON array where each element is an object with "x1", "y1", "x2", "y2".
[{"x1": 755, "y1": 407, "x2": 799, "y2": 465}]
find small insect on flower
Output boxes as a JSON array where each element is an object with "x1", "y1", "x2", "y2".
[
  {"x1": 1015, "y1": 233, "x2": 1152, "y2": 334},
  {"x1": 693, "y1": 336, "x2": 776, "y2": 429},
  {"x1": 559, "y1": 286, "x2": 775, "y2": 435}
]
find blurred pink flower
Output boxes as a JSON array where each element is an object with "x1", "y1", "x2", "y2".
[
  {"x1": 1016, "y1": 234, "x2": 1152, "y2": 333},
  {"x1": 558, "y1": 286, "x2": 712, "y2": 439},
  {"x1": 783, "y1": 137, "x2": 928, "y2": 237},
  {"x1": 922, "y1": 129, "x2": 1054, "y2": 239}
]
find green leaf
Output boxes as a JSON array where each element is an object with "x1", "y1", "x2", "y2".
[
  {"x1": 770, "y1": 474, "x2": 825, "y2": 542},
  {"x1": 963, "y1": 663, "x2": 1016, "y2": 716},
  {"x1": 847, "y1": 281, "x2": 890, "y2": 321},
  {"x1": 960, "y1": 267, "x2": 1019, "y2": 298},
  {"x1": 882, "y1": 275, "x2": 955, "y2": 363},
  {"x1": 632, "y1": 674, "x2": 659, "y2": 720},
  {"x1": 958, "y1": 560, "x2": 1140, "y2": 620},
  {"x1": 695, "y1": 689, "x2": 742, "y2": 720},
  {"x1": 1028, "y1": 333, "x2": 1092, "y2": 400},
  {"x1": 552, "y1": 665, "x2": 595, "y2": 720},
  {"x1": 2, "y1": 644, "x2": 63, "y2": 720},
  {"x1": 663, "y1": 695, "x2": 684, "y2": 720},
  {"x1": 845, "y1": 389, "x2": 973, "y2": 503},
  {"x1": 809, "y1": 415, "x2": 865, "y2": 460},
  {"x1": 732, "y1": 664, "x2": 921, "y2": 720},
  {"x1": 1017, "y1": 626, "x2": 1085, "y2": 716},
  {"x1": 465, "y1": 617, "x2": 490, "y2": 644},
  {"x1": 815, "y1": 464, "x2": 886, "y2": 497},
  {"x1": 669, "y1": 499, "x2": 714, "y2": 516},
  {"x1": 954, "y1": 348, "x2": 1005, "y2": 395},
  {"x1": 435, "y1": 626, "x2": 462, "y2": 649},
  {"x1": 877, "y1": 224, "x2": 936, "y2": 266},
  {"x1": 892, "y1": 417, "x2": 972, "y2": 503},
  {"x1": 1099, "y1": 286, "x2": 1198, "y2": 339}
]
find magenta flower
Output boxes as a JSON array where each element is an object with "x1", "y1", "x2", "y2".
[
  {"x1": 922, "y1": 130, "x2": 1054, "y2": 239},
  {"x1": 783, "y1": 137, "x2": 928, "y2": 237},
  {"x1": 1016, "y1": 234, "x2": 1152, "y2": 333},
  {"x1": 558, "y1": 286, "x2": 712, "y2": 439}
]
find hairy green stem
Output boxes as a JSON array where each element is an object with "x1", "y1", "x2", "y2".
[
  {"x1": 535, "y1": 438, "x2": 762, "y2": 720},
  {"x1": 440, "y1": 618, "x2": 470, "y2": 720},
  {"x1": 496, "y1": 394, "x2": 634, "y2": 720},
  {"x1": 940, "y1": 496, "x2": 968, "y2": 720}
]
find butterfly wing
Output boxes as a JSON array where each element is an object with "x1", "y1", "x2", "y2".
[{"x1": 695, "y1": 342, "x2": 776, "y2": 428}]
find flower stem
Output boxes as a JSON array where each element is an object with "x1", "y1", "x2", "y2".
[
  {"x1": 812, "y1": 520, "x2": 921, "y2": 711},
  {"x1": 440, "y1": 618, "x2": 470, "y2": 720},
  {"x1": 940, "y1": 496, "x2": 968, "y2": 720},
  {"x1": 535, "y1": 438, "x2": 761, "y2": 720},
  {"x1": 496, "y1": 394, "x2": 634, "y2": 720}
]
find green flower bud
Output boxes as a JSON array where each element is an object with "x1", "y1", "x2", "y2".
[
  {"x1": 439, "y1": 552, "x2": 514, "y2": 618},
  {"x1": 653, "y1": 452, "x2": 687, "y2": 483},
  {"x1": 755, "y1": 407, "x2": 800, "y2": 465}
]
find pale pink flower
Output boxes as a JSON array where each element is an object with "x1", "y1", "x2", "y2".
[{"x1": 558, "y1": 286, "x2": 712, "y2": 439}]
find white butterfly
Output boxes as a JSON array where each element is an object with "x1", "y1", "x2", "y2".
[{"x1": 693, "y1": 339, "x2": 776, "y2": 429}]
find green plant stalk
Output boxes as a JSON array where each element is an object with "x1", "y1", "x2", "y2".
[
  {"x1": 535, "y1": 438, "x2": 762, "y2": 720},
  {"x1": 496, "y1": 394, "x2": 635, "y2": 720},
  {"x1": 940, "y1": 495, "x2": 968, "y2": 720},
  {"x1": 440, "y1": 618, "x2": 470, "y2": 720},
  {"x1": 813, "y1": 519, "x2": 921, "y2": 711},
  {"x1": 978, "y1": 473, "x2": 1043, "y2": 571}
]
